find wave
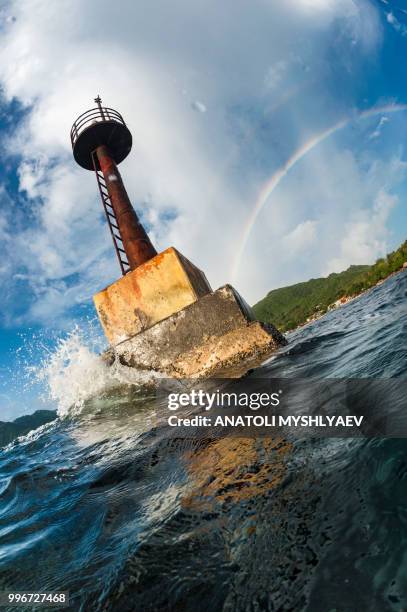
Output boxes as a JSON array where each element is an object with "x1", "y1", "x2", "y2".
[
  {"x1": 0, "y1": 272, "x2": 405, "y2": 610},
  {"x1": 26, "y1": 326, "x2": 164, "y2": 418}
]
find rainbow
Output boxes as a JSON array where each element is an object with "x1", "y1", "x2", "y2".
[{"x1": 231, "y1": 103, "x2": 407, "y2": 281}]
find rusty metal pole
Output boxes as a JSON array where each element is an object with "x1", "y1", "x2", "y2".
[{"x1": 95, "y1": 144, "x2": 157, "y2": 270}]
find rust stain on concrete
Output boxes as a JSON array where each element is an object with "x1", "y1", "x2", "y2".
[
  {"x1": 93, "y1": 247, "x2": 211, "y2": 345},
  {"x1": 104, "y1": 285, "x2": 286, "y2": 378}
]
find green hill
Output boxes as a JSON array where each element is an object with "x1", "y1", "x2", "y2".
[
  {"x1": 253, "y1": 240, "x2": 407, "y2": 332},
  {"x1": 0, "y1": 410, "x2": 57, "y2": 447}
]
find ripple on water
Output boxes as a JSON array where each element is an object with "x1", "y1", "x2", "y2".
[{"x1": 0, "y1": 272, "x2": 405, "y2": 610}]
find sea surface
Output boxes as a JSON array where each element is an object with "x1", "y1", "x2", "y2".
[{"x1": 0, "y1": 271, "x2": 406, "y2": 611}]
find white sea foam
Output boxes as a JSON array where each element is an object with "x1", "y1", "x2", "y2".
[
  {"x1": 30, "y1": 326, "x2": 162, "y2": 418},
  {"x1": 3, "y1": 419, "x2": 58, "y2": 452}
]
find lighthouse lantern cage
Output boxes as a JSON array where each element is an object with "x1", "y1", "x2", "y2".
[{"x1": 70, "y1": 98, "x2": 132, "y2": 171}]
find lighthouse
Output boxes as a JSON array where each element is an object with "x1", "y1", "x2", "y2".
[
  {"x1": 70, "y1": 98, "x2": 286, "y2": 377},
  {"x1": 71, "y1": 95, "x2": 157, "y2": 273}
]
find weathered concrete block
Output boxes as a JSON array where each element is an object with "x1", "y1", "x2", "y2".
[
  {"x1": 108, "y1": 285, "x2": 287, "y2": 378},
  {"x1": 94, "y1": 247, "x2": 211, "y2": 345}
]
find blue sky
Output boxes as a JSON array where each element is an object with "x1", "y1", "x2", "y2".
[{"x1": 0, "y1": 0, "x2": 406, "y2": 418}]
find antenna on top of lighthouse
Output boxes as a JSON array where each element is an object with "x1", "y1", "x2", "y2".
[{"x1": 94, "y1": 94, "x2": 105, "y2": 120}]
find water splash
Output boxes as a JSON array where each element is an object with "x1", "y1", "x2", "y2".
[
  {"x1": 0, "y1": 273, "x2": 406, "y2": 610},
  {"x1": 28, "y1": 326, "x2": 162, "y2": 418}
]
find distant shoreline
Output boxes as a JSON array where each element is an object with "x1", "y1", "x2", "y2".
[
  {"x1": 0, "y1": 410, "x2": 57, "y2": 446},
  {"x1": 253, "y1": 240, "x2": 407, "y2": 333},
  {"x1": 287, "y1": 266, "x2": 406, "y2": 334}
]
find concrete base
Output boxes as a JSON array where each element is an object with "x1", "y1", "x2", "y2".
[
  {"x1": 107, "y1": 285, "x2": 286, "y2": 378},
  {"x1": 94, "y1": 247, "x2": 211, "y2": 345}
]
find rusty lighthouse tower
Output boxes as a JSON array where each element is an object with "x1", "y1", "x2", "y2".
[
  {"x1": 70, "y1": 97, "x2": 285, "y2": 377},
  {"x1": 71, "y1": 96, "x2": 157, "y2": 275}
]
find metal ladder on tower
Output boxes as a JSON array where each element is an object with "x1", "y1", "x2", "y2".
[{"x1": 91, "y1": 151, "x2": 131, "y2": 276}]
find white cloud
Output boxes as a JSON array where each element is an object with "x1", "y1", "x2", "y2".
[
  {"x1": 0, "y1": 0, "x2": 389, "y2": 321},
  {"x1": 264, "y1": 60, "x2": 288, "y2": 89},
  {"x1": 386, "y1": 11, "x2": 407, "y2": 36},
  {"x1": 282, "y1": 220, "x2": 318, "y2": 254},
  {"x1": 236, "y1": 147, "x2": 407, "y2": 299},
  {"x1": 369, "y1": 115, "x2": 389, "y2": 139},
  {"x1": 292, "y1": 0, "x2": 363, "y2": 16},
  {"x1": 191, "y1": 100, "x2": 207, "y2": 113},
  {"x1": 292, "y1": 0, "x2": 381, "y2": 51},
  {"x1": 326, "y1": 189, "x2": 398, "y2": 272}
]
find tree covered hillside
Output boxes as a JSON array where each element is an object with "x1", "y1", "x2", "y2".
[
  {"x1": 253, "y1": 240, "x2": 407, "y2": 332},
  {"x1": 0, "y1": 410, "x2": 56, "y2": 447}
]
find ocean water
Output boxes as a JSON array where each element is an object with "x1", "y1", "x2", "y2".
[{"x1": 0, "y1": 271, "x2": 406, "y2": 611}]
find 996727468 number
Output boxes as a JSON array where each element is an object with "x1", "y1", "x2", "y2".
[{"x1": 0, "y1": 592, "x2": 68, "y2": 607}]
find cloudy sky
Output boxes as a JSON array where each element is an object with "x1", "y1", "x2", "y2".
[{"x1": 0, "y1": 0, "x2": 406, "y2": 417}]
